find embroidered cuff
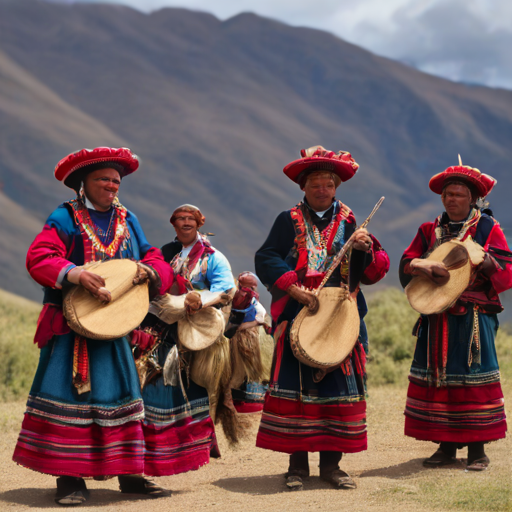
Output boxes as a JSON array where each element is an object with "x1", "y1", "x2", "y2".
[{"x1": 274, "y1": 271, "x2": 298, "y2": 291}]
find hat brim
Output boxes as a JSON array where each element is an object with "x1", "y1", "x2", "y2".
[
  {"x1": 284, "y1": 157, "x2": 358, "y2": 186},
  {"x1": 55, "y1": 147, "x2": 139, "y2": 189},
  {"x1": 429, "y1": 166, "x2": 496, "y2": 197}
]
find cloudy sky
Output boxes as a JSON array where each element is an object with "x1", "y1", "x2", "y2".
[{"x1": 56, "y1": 0, "x2": 512, "y2": 89}]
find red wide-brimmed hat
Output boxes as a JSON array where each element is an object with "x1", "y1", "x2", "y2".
[
  {"x1": 55, "y1": 147, "x2": 139, "y2": 189},
  {"x1": 429, "y1": 162, "x2": 496, "y2": 198},
  {"x1": 283, "y1": 146, "x2": 359, "y2": 187}
]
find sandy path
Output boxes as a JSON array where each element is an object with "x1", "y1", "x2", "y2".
[{"x1": 1, "y1": 386, "x2": 510, "y2": 512}]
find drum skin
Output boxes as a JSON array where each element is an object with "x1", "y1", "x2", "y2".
[
  {"x1": 63, "y1": 259, "x2": 149, "y2": 340},
  {"x1": 289, "y1": 287, "x2": 360, "y2": 369},
  {"x1": 405, "y1": 239, "x2": 484, "y2": 315}
]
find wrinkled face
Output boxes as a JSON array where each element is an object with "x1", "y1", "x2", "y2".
[
  {"x1": 83, "y1": 168, "x2": 121, "y2": 212},
  {"x1": 173, "y1": 212, "x2": 198, "y2": 246},
  {"x1": 441, "y1": 183, "x2": 472, "y2": 221},
  {"x1": 302, "y1": 175, "x2": 336, "y2": 212}
]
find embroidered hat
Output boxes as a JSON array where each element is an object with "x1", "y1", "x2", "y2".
[
  {"x1": 170, "y1": 204, "x2": 206, "y2": 228},
  {"x1": 429, "y1": 162, "x2": 496, "y2": 198},
  {"x1": 283, "y1": 146, "x2": 359, "y2": 188},
  {"x1": 55, "y1": 147, "x2": 139, "y2": 190}
]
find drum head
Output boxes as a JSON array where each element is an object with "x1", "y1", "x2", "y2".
[
  {"x1": 290, "y1": 287, "x2": 359, "y2": 368},
  {"x1": 405, "y1": 240, "x2": 479, "y2": 315},
  {"x1": 178, "y1": 307, "x2": 225, "y2": 351},
  {"x1": 63, "y1": 259, "x2": 149, "y2": 340}
]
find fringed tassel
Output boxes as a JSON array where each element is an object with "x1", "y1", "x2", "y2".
[
  {"x1": 340, "y1": 358, "x2": 352, "y2": 376},
  {"x1": 215, "y1": 388, "x2": 252, "y2": 447},
  {"x1": 427, "y1": 312, "x2": 449, "y2": 387},
  {"x1": 72, "y1": 335, "x2": 91, "y2": 394},
  {"x1": 352, "y1": 341, "x2": 366, "y2": 377},
  {"x1": 468, "y1": 305, "x2": 481, "y2": 369}
]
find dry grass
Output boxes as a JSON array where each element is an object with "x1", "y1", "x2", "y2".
[{"x1": 0, "y1": 289, "x2": 40, "y2": 401}]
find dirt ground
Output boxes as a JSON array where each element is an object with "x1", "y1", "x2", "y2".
[{"x1": 1, "y1": 386, "x2": 510, "y2": 512}]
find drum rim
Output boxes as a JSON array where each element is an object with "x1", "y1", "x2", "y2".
[{"x1": 289, "y1": 286, "x2": 359, "y2": 369}]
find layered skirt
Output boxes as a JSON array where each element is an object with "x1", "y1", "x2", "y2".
[
  {"x1": 13, "y1": 332, "x2": 145, "y2": 477},
  {"x1": 141, "y1": 329, "x2": 219, "y2": 476},
  {"x1": 404, "y1": 309, "x2": 507, "y2": 444},
  {"x1": 256, "y1": 324, "x2": 368, "y2": 454},
  {"x1": 13, "y1": 326, "x2": 218, "y2": 477}
]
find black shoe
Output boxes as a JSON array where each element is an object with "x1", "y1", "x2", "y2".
[
  {"x1": 55, "y1": 477, "x2": 89, "y2": 506},
  {"x1": 423, "y1": 448, "x2": 459, "y2": 468},
  {"x1": 285, "y1": 475, "x2": 303, "y2": 491},
  {"x1": 466, "y1": 456, "x2": 490, "y2": 472},
  {"x1": 118, "y1": 475, "x2": 172, "y2": 498}
]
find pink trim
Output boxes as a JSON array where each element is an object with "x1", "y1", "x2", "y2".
[
  {"x1": 234, "y1": 402, "x2": 264, "y2": 414},
  {"x1": 404, "y1": 381, "x2": 507, "y2": 444},
  {"x1": 33, "y1": 304, "x2": 70, "y2": 349},
  {"x1": 26, "y1": 225, "x2": 73, "y2": 289},
  {"x1": 274, "y1": 271, "x2": 298, "y2": 291},
  {"x1": 142, "y1": 416, "x2": 219, "y2": 476},
  {"x1": 256, "y1": 395, "x2": 367, "y2": 454},
  {"x1": 361, "y1": 236, "x2": 390, "y2": 285},
  {"x1": 13, "y1": 414, "x2": 144, "y2": 477},
  {"x1": 141, "y1": 247, "x2": 174, "y2": 295}
]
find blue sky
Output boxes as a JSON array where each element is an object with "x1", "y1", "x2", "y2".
[{"x1": 52, "y1": 0, "x2": 512, "y2": 89}]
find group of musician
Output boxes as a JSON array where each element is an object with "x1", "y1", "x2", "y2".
[{"x1": 11, "y1": 145, "x2": 512, "y2": 504}]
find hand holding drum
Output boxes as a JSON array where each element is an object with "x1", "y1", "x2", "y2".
[
  {"x1": 287, "y1": 285, "x2": 319, "y2": 313},
  {"x1": 63, "y1": 260, "x2": 150, "y2": 340},
  {"x1": 67, "y1": 268, "x2": 112, "y2": 303},
  {"x1": 184, "y1": 291, "x2": 202, "y2": 315},
  {"x1": 409, "y1": 259, "x2": 450, "y2": 286}
]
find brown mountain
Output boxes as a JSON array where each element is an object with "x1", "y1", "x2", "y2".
[{"x1": 1, "y1": 0, "x2": 512, "y2": 311}]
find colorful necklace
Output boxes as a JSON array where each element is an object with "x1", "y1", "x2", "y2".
[{"x1": 68, "y1": 197, "x2": 128, "y2": 261}]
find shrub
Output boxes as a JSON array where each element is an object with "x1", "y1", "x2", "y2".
[
  {"x1": 365, "y1": 287, "x2": 512, "y2": 386},
  {"x1": 0, "y1": 289, "x2": 40, "y2": 401}
]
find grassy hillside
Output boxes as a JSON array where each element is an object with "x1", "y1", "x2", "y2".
[
  {"x1": 365, "y1": 288, "x2": 512, "y2": 386},
  {"x1": 1, "y1": 286, "x2": 511, "y2": 401},
  {"x1": 0, "y1": 289, "x2": 40, "y2": 401}
]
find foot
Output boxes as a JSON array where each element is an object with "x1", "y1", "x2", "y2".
[
  {"x1": 423, "y1": 448, "x2": 458, "y2": 468},
  {"x1": 320, "y1": 469, "x2": 357, "y2": 489},
  {"x1": 466, "y1": 456, "x2": 490, "y2": 472},
  {"x1": 285, "y1": 475, "x2": 303, "y2": 491},
  {"x1": 118, "y1": 475, "x2": 172, "y2": 498},
  {"x1": 55, "y1": 477, "x2": 89, "y2": 506}
]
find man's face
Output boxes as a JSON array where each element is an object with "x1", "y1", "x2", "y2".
[
  {"x1": 302, "y1": 175, "x2": 336, "y2": 212},
  {"x1": 173, "y1": 212, "x2": 198, "y2": 246},
  {"x1": 83, "y1": 168, "x2": 121, "y2": 212},
  {"x1": 441, "y1": 183, "x2": 472, "y2": 221}
]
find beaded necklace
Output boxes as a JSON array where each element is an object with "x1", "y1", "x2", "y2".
[{"x1": 67, "y1": 197, "x2": 129, "y2": 262}]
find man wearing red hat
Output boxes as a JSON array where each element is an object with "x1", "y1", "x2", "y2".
[
  {"x1": 12, "y1": 148, "x2": 173, "y2": 505},
  {"x1": 400, "y1": 161, "x2": 512, "y2": 471},
  {"x1": 255, "y1": 146, "x2": 389, "y2": 490}
]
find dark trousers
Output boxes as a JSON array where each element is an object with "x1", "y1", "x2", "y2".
[{"x1": 287, "y1": 451, "x2": 342, "y2": 477}]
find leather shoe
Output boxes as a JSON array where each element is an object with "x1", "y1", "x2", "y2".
[{"x1": 320, "y1": 469, "x2": 357, "y2": 489}]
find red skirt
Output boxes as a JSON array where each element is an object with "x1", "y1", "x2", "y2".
[
  {"x1": 256, "y1": 394, "x2": 367, "y2": 454},
  {"x1": 404, "y1": 380, "x2": 507, "y2": 444}
]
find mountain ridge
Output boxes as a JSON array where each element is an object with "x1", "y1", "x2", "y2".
[{"x1": 1, "y1": 0, "x2": 512, "y2": 312}]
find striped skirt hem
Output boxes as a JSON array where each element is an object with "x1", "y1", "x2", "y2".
[
  {"x1": 404, "y1": 380, "x2": 507, "y2": 444},
  {"x1": 256, "y1": 393, "x2": 367, "y2": 454}
]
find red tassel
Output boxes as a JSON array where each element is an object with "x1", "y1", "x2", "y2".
[{"x1": 73, "y1": 335, "x2": 91, "y2": 394}]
